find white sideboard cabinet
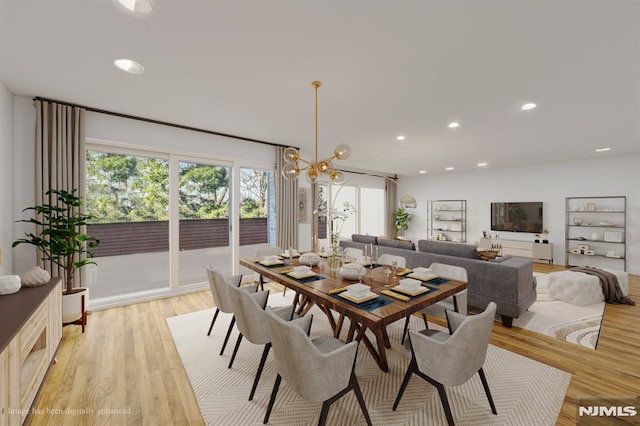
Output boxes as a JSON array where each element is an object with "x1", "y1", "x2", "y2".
[{"x1": 0, "y1": 278, "x2": 62, "y2": 425}]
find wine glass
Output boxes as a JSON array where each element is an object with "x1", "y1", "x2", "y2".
[
  {"x1": 383, "y1": 266, "x2": 391, "y2": 284},
  {"x1": 357, "y1": 265, "x2": 366, "y2": 284},
  {"x1": 391, "y1": 261, "x2": 398, "y2": 277}
]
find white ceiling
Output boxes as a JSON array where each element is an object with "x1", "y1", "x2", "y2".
[{"x1": 1, "y1": 0, "x2": 639, "y2": 177}]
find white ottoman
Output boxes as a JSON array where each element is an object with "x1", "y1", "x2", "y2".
[{"x1": 547, "y1": 268, "x2": 629, "y2": 306}]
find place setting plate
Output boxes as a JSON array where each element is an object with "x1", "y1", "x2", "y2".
[
  {"x1": 407, "y1": 267, "x2": 437, "y2": 281},
  {"x1": 258, "y1": 259, "x2": 284, "y2": 266},
  {"x1": 391, "y1": 285, "x2": 430, "y2": 296},
  {"x1": 339, "y1": 291, "x2": 378, "y2": 304},
  {"x1": 287, "y1": 270, "x2": 318, "y2": 279}
]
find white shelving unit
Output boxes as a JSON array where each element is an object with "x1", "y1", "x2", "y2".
[
  {"x1": 565, "y1": 196, "x2": 626, "y2": 271},
  {"x1": 427, "y1": 200, "x2": 467, "y2": 243}
]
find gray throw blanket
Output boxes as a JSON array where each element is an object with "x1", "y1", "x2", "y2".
[{"x1": 571, "y1": 267, "x2": 635, "y2": 306}]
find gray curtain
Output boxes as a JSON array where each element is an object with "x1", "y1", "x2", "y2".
[
  {"x1": 35, "y1": 100, "x2": 87, "y2": 286},
  {"x1": 385, "y1": 179, "x2": 397, "y2": 238},
  {"x1": 275, "y1": 146, "x2": 299, "y2": 250}
]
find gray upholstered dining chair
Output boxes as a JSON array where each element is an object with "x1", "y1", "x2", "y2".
[
  {"x1": 343, "y1": 247, "x2": 363, "y2": 261},
  {"x1": 263, "y1": 308, "x2": 372, "y2": 426},
  {"x1": 393, "y1": 302, "x2": 498, "y2": 426},
  {"x1": 421, "y1": 263, "x2": 468, "y2": 319},
  {"x1": 256, "y1": 246, "x2": 286, "y2": 294},
  {"x1": 402, "y1": 263, "x2": 468, "y2": 341},
  {"x1": 377, "y1": 253, "x2": 407, "y2": 268},
  {"x1": 227, "y1": 285, "x2": 297, "y2": 401},
  {"x1": 206, "y1": 266, "x2": 256, "y2": 356}
]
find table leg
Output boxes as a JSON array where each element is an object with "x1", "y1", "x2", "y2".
[
  {"x1": 381, "y1": 326, "x2": 391, "y2": 349},
  {"x1": 319, "y1": 304, "x2": 338, "y2": 334},
  {"x1": 352, "y1": 323, "x2": 389, "y2": 373},
  {"x1": 347, "y1": 321, "x2": 356, "y2": 342},
  {"x1": 334, "y1": 313, "x2": 345, "y2": 339}
]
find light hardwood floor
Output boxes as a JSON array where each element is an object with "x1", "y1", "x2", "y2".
[{"x1": 26, "y1": 264, "x2": 640, "y2": 425}]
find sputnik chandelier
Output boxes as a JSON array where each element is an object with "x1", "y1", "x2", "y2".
[{"x1": 281, "y1": 81, "x2": 351, "y2": 183}]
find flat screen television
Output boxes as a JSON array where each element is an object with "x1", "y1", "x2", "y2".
[{"x1": 491, "y1": 202, "x2": 543, "y2": 233}]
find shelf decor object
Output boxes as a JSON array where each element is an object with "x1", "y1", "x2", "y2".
[
  {"x1": 427, "y1": 200, "x2": 467, "y2": 243},
  {"x1": 565, "y1": 196, "x2": 626, "y2": 271},
  {"x1": 281, "y1": 81, "x2": 351, "y2": 184}
]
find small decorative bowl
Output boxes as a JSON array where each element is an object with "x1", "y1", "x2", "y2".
[
  {"x1": 346, "y1": 283, "x2": 370, "y2": 298},
  {"x1": 398, "y1": 278, "x2": 422, "y2": 292}
]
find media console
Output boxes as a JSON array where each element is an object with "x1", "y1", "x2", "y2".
[{"x1": 479, "y1": 237, "x2": 552, "y2": 264}]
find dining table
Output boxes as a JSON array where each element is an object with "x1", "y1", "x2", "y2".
[{"x1": 239, "y1": 256, "x2": 468, "y2": 373}]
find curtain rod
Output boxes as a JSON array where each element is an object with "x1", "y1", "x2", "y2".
[
  {"x1": 334, "y1": 168, "x2": 397, "y2": 180},
  {"x1": 33, "y1": 96, "x2": 298, "y2": 150}
]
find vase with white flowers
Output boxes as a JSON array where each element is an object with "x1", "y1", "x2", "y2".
[{"x1": 319, "y1": 201, "x2": 356, "y2": 270}]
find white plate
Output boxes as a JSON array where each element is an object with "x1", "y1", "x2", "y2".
[
  {"x1": 259, "y1": 259, "x2": 283, "y2": 266},
  {"x1": 287, "y1": 271, "x2": 317, "y2": 279},
  {"x1": 407, "y1": 273, "x2": 437, "y2": 281},
  {"x1": 392, "y1": 285, "x2": 429, "y2": 296},
  {"x1": 339, "y1": 291, "x2": 378, "y2": 304}
]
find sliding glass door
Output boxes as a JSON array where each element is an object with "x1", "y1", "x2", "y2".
[
  {"x1": 85, "y1": 150, "x2": 170, "y2": 300},
  {"x1": 178, "y1": 160, "x2": 232, "y2": 286}
]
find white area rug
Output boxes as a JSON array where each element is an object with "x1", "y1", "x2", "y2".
[
  {"x1": 512, "y1": 273, "x2": 605, "y2": 349},
  {"x1": 167, "y1": 292, "x2": 571, "y2": 425}
]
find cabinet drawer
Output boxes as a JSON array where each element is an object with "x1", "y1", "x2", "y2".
[{"x1": 19, "y1": 300, "x2": 48, "y2": 364}]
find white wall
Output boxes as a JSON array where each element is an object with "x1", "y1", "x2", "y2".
[
  {"x1": 0, "y1": 82, "x2": 13, "y2": 275},
  {"x1": 399, "y1": 154, "x2": 640, "y2": 274},
  {"x1": 9, "y1": 95, "x2": 640, "y2": 275}
]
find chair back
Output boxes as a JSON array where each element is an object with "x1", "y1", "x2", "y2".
[
  {"x1": 429, "y1": 263, "x2": 468, "y2": 282},
  {"x1": 265, "y1": 308, "x2": 354, "y2": 402},
  {"x1": 256, "y1": 246, "x2": 283, "y2": 257},
  {"x1": 228, "y1": 284, "x2": 272, "y2": 345},
  {"x1": 378, "y1": 254, "x2": 407, "y2": 268},
  {"x1": 343, "y1": 247, "x2": 363, "y2": 260},
  {"x1": 412, "y1": 302, "x2": 496, "y2": 386},
  {"x1": 206, "y1": 266, "x2": 236, "y2": 314}
]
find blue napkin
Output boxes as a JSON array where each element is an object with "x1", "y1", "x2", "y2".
[
  {"x1": 365, "y1": 263, "x2": 384, "y2": 269},
  {"x1": 288, "y1": 274, "x2": 326, "y2": 284},
  {"x1": 425, "y1": 277, "x2": 451, "y2": 286},
  {"x1": 331, "y1": 293, "x2": 393, "y2": 312}
]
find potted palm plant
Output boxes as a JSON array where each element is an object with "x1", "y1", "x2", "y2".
[
  {"x1": 13, "y1": 189, "x2": 99, "y2": 328},
  {"x1": 394, "y1": 207, "x2": 413, "y2": 238}
]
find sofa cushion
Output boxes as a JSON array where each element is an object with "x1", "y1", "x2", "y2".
[
  {"x1": 418, "y1": 240, "x2": 477, "y2": 259},
  {"x1": 378, "y1": 238, "x2": 415, "y2": 251},
  {"x1": 351, "y1": 234, "x2": 378, "y2": 245}
]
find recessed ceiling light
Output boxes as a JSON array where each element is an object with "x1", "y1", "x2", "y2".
[
  {"x1": 448, "y1": 122, "x2": 460, "y2": 129},
  {"x1": 477, "y1": 162, "x2": 488, "y2": 167},
  {"x1": 595, "y1": 147, "x2": 611, "y2": 152},
  {"x1": 419, "y1": 170, "x2": 427, "y2": 174},
  {"x1": 521, "y1": 103, "x2": 537, "y2": 111},
  {"x1": 445, "y1": 167, "x2": 455, "y2": 171},
  {"x1": 114, "y1": 59, "x2": 144, "y2": 74},
  {"x1": 396, "y1": 136, "x2": 405, "y2": 141},
  {"x1": 115, "y1": 0, "x2": 153, "y2": 14}
]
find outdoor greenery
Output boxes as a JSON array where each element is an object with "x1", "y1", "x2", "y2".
[{"x1": 86, "y1": 151, "x2": 271, "y2": 223}]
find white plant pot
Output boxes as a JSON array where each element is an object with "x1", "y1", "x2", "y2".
[{"x1": 63, "y1": 287, "x2": 88, "y2": 323}]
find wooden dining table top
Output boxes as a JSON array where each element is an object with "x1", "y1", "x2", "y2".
[{"x1": 240, "y1": 257, "x2": 468, "y2": 332}]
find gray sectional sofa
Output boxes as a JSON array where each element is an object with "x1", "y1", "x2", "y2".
[{"x1": 340, "y1": 235, "x2": 536, "y2": 327}]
